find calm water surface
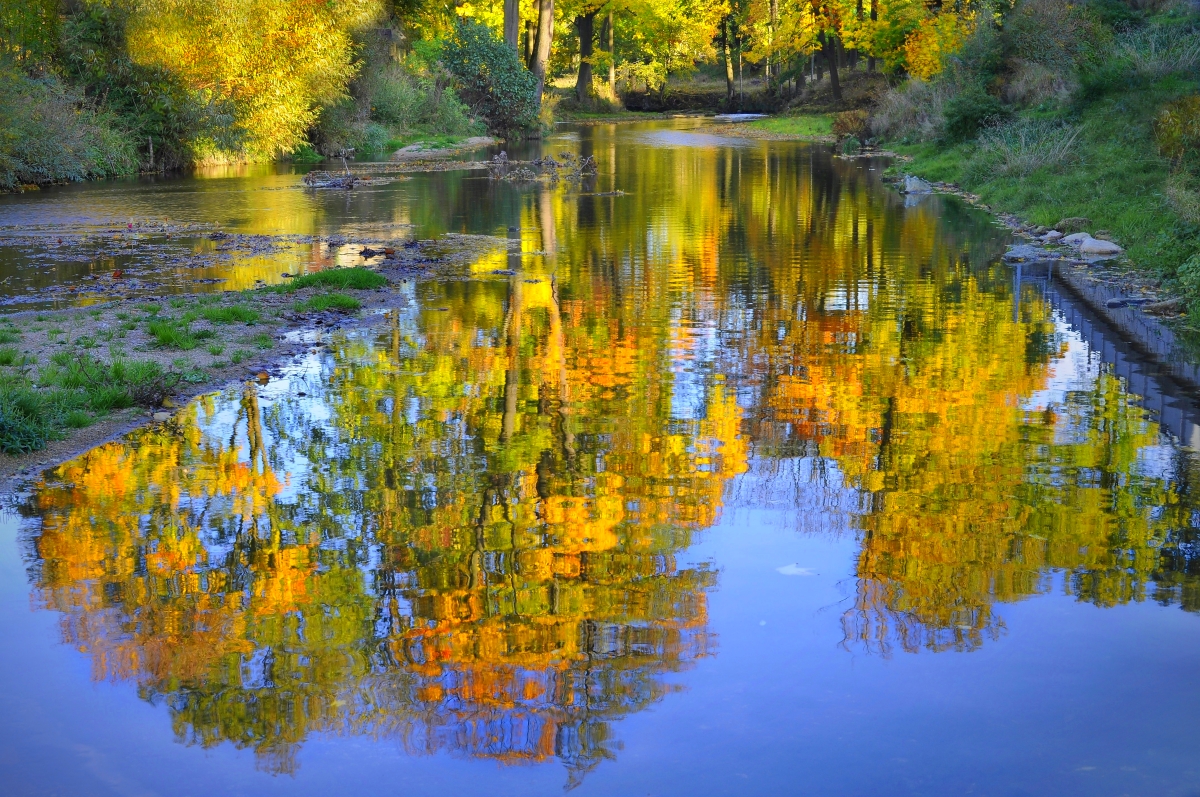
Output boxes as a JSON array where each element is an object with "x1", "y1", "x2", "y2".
[{"x1": 2, "y1": 120, "x2": 1200, "y2": 796}]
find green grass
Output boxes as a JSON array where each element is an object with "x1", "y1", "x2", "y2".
[
  {"x1": 146, "y1": 318, "x2": 199, "y2": 350},
  {"x1": 893, "y1": 74, "x2": 1200, "y2": 293},
  {"x1": 206, "y1": 343, "x2": 225, "y2": 356},
  {"x1": 276, "y1": 267, "x2": 387, "y2": 293},
  {"x1": 745, "y1": 114, "x2": 834, "y2": 137},
  {"x1": 0, "y1": 330, "x2": 21, "y2": 344},
  {"x1": 0, "y1": 356, "x2": 182, "y2": 453},
  {"x1": 230, "y1": 349, "x2": 250, "y2": 365},
  {"x1": 0, "y1": 347, "x2": 25, "y2": 366},
  {"x1": 198, "y1": 305, "x2": 259, "y2": 325},
  {"x1": 295, "y1": 293, "x2": 362, "y2": 313},
  {"x1": 244, "y1": 332, "x2": 275, "y2": 350}
]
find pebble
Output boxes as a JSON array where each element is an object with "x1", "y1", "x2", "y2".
[
  {"x1": 152, "y1": 411, "x2": 172, "y2": 421},
  {"x1": 1080, "y1": 237, "x2": 1123, "y2": 255}
]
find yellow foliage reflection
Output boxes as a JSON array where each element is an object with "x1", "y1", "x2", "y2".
[{"x1": 19, "y1": 130, "x2": 1200, "y2": 776}]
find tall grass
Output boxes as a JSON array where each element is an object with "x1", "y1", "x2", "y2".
[
  {"x1": 1116, "y1": 24, "x2": 1200, "y2": 78},
  {"x1": 976, "y1": 119, "x2": 1083, "y2": 177}
]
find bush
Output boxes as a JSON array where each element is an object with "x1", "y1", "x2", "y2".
[
  {"x1": 0, "y1": 66, "x2": 138, "y2": 190},
  {"x1": 1155, "y1": 94, "x2": 1200, "y2": 166},
  {"x1": 870, "y1": 79, "x2": 953, "y2": 142},
  {"x1": 442, "y1": 20, "x2": 539, "y2": 136},
  {"x1": 833, "y1": 110, "x2": 870, "y2": 139},
  {"x1": 942, "y1": 87, "x2": 1010, "y2": 142}
]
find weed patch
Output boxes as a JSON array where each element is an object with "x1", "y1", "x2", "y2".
[
  {"x1": 296, "y1": 293, "x2": 362, "y2": 312},
  {"x1": 277, "y1": 268, "x2": 387, "y2": 292}
]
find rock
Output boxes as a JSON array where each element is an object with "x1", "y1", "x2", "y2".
[
  {"x1": 1003, "y1": 244, "x2": 1059, "y2": 263},
  {"x1": 1143, "y1": 297, "x2": 1184, "y2": 316},
  {"x1": 904, "y1": 176, "x2": 933, "y2": 194},
  {"x1": 1033, "y1": 226, "x2": 1049, "y2": 235},
  {"x1": 1080, "y1": 237, "x2": 1124, "y2": 255},
  {"x1": 1062, "y1": 232, "x2": 1091, "y2": 246},
  {"x1": 1105, "y1": 298, "x2": 1128, "y2": 309},
  {"x1": 1094, "y1": 230, "x2": 1112, "y2": 240},
  {"x1": 1041, "y1": 230, "x2": 1064, "y2": 242},
  {"x1": 152, "y1": 411, "x2": 172, "y2": 422},
  {"x1": 1056, "y1": 217, "x2": 1091, "y2": 233}
]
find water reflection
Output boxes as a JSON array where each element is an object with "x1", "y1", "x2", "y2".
[{"x1": 13, "y1": 123, "x2": 1200, "y2": 781}]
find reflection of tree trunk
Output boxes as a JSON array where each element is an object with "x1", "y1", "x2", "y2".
[
  {"x1": 501, "y1": 276, "x2": 523, "y2": 446},
  {"x1": 548, "y1": 277, "x2": 576, "y2": 461},
  {"x1": 575, "y1": 12, "x2": 595, "y2": 104},
  {"x1": 531, "y1": 0, "x2": 555, "y2": 103},
  {"x1": 504, "y1": 0, "x2": 520, "y2": 51},
  {"x1": 820, "y1": 32, "x2": 842, "y2": 103}
]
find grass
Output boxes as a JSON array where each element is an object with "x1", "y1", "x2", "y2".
[
  {"x1": 893, "y1": 74, "x2": 1200, "y2": 286},
  {"x1": 0, "y1": 356, "x2": 183, "y2": 454},
  {"x1": 0, "y1": 330, "x2": 20, "y2": 344},
  {"x1": 276, "y1": 267, "x2": 387, "y2": 293},
  {"x1": 295, "y1": 293, "x2": 362, "y2": 313},
  {"x1": 197, "y1": 305, "x2": 259, "y2": 325},
  {"x1": 147, "y1": 318, "x2": 199, "y2": 350},
  {"x1": 244, "y1": 332, "x2": 275, "y2": 350},
  {"x1": 744, "y1": 114, "x2": 834, "y2": 137}
]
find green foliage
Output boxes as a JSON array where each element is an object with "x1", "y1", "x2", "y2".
[
  {"x1": 296, "y1": 293, "x2": 362, "y2": 313},
  {"x1": 280, "y1": 268, "x2": 387, "y2": 292},
  {"x1": 0, "y1": 65, "x2": 137, "y2": 190},
  {"x1": 442, "y1": 20, "x2": 538, "y2": 135},
  {"x1": 745, "y1": 114, "x2": 834, "y2": 137},
  {"x1": 0, "y1": 0, "x2": 58, "y2": 63},
  {"x1": 942, "y1": 87, "x2": 1010, "y2": 142}
]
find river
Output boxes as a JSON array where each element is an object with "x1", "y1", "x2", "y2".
[{"x1": 1, "y1": 118, "x2": 1198, "y2": 796}]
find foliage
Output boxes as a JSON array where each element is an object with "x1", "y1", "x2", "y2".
[
  {"x1": 0, "y1": 0, "x2": 59, "y2": 63},
  {"x1": 832, "y1": 109, "x2": 869, "y2": 138},
  {"x1": 0, "y1": 66, "x2": 137, "y2": 190},
  {"x1": 125, "y1": 0, "x2": 381, "y2": 159},
  {"x1": 1155, "y1": 94, "x2": 1200, "y2": 166},
  {"x1": 942, "y1": 86, "x2": 1009, "y2": 142},
  {"x1": 443, "y1": 20, "x2": 539, "y2": 135},
  {"x1": 296, "y1": 293, "x2": 362, "y2": 312}
]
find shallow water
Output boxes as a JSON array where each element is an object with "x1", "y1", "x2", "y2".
[{"x1": 2, "y1": 119, "x2": 1200, "y2": 796}]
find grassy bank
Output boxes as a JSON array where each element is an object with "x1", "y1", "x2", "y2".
[
  {"x1": 743, "y1": 114, "x2": 834, "y2": 138},
  {"x1": 0, "y1": 268, "x2": 386, "y2": 457},
  {"x1": 873, "y1": 3, "x2": 1200, "y2": 315}
]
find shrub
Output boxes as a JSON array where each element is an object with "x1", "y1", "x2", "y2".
[
  {"x1": 870, "y1": 79, "x2": 953, "y2": 142},
  {"x1": 833, "y1": 110, "x2": 870, "y2": 139},
  {"x1": 975, "y1": 119, "x2": 1083, "y2": 177},
  {"x1": 1155, "y1": 94, "x2": 1200, "y2": 167},
  {"x1": 442, "y1": 20, "x2": 539, "y2": 136},
  {"x1": 942, "y1": 87, "x2": 1010, "y2": 142},
  {"x1": 0, "y1": 67, "x2": 138, "y2": 190},
  {"x1": 1002, "y1": 60, "x2": 1076, "y2": 108}
]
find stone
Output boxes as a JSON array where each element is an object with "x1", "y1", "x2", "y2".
[
  {"x1": 1003, "y1": 244, "x2": 1058, "y2": 262},
  {"x1": 1105, "y1": 298, "x2": 1128, "y2": 309},
  {"x1": 903, "y1": 176, "x2": 933, "y2": 194},
  {"x1": 1056, "y1": 217, "x2": 1091, "y2": 233},
  {"x1": 152, "y1": 411, "x2": 172, "y2": 422},
  {"x1": 1144, "y1": 297, "x2": 1184, "y2": 316},
  {"x1": 1041, "y1": 230, "x2": 1064, "y2": 242},
  {"x1": 1033, "y1": 226, "x2": 1049, "y2": 235},
  {"x1": 1062, "y1": 232, "x2": 1091, "y2": 246},
  {"x1": 1094, "y1": 230, "x2": 1112, "y2": 240},
  {"x1": 1080, "y1": 237, "x2": 1123, "y2": 255}
]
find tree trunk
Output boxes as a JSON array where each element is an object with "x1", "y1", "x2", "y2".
[
  {"x1": 867, "y1": 0, "x2": 877, "y2": 72},
  {"x1": 524, "y1": 18, "x2": 535, "y2": 67},
  {"x1": 769, "y1": 0, "x2": 779, "y2": 87},
  {"x1": 722, "y1": 17, "x2": 735, "y2": 106},
  {"x1": 531, "y1": 0, "x2": 555, "y2": 104},
  {"x1": 605, "y1": 10, "x2": 615, "y2": 98},
  {"x1": 575, "y1": 12, "x2": 595, "y2": 104},
  {"x1": 820, "y1": 31, "x2": 842, "y2": 103},
  {"x1": 504, "y1": 0, "x2": 520, "y2": 51}
]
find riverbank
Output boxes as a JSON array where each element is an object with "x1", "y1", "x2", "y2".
[{"x1": 0, "y1": 233, "x2": 512, "y2": 481}]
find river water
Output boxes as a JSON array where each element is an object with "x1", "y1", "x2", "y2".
[{"x1": 1, "y1": 119, "x2": 1199, "y2": 796}]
